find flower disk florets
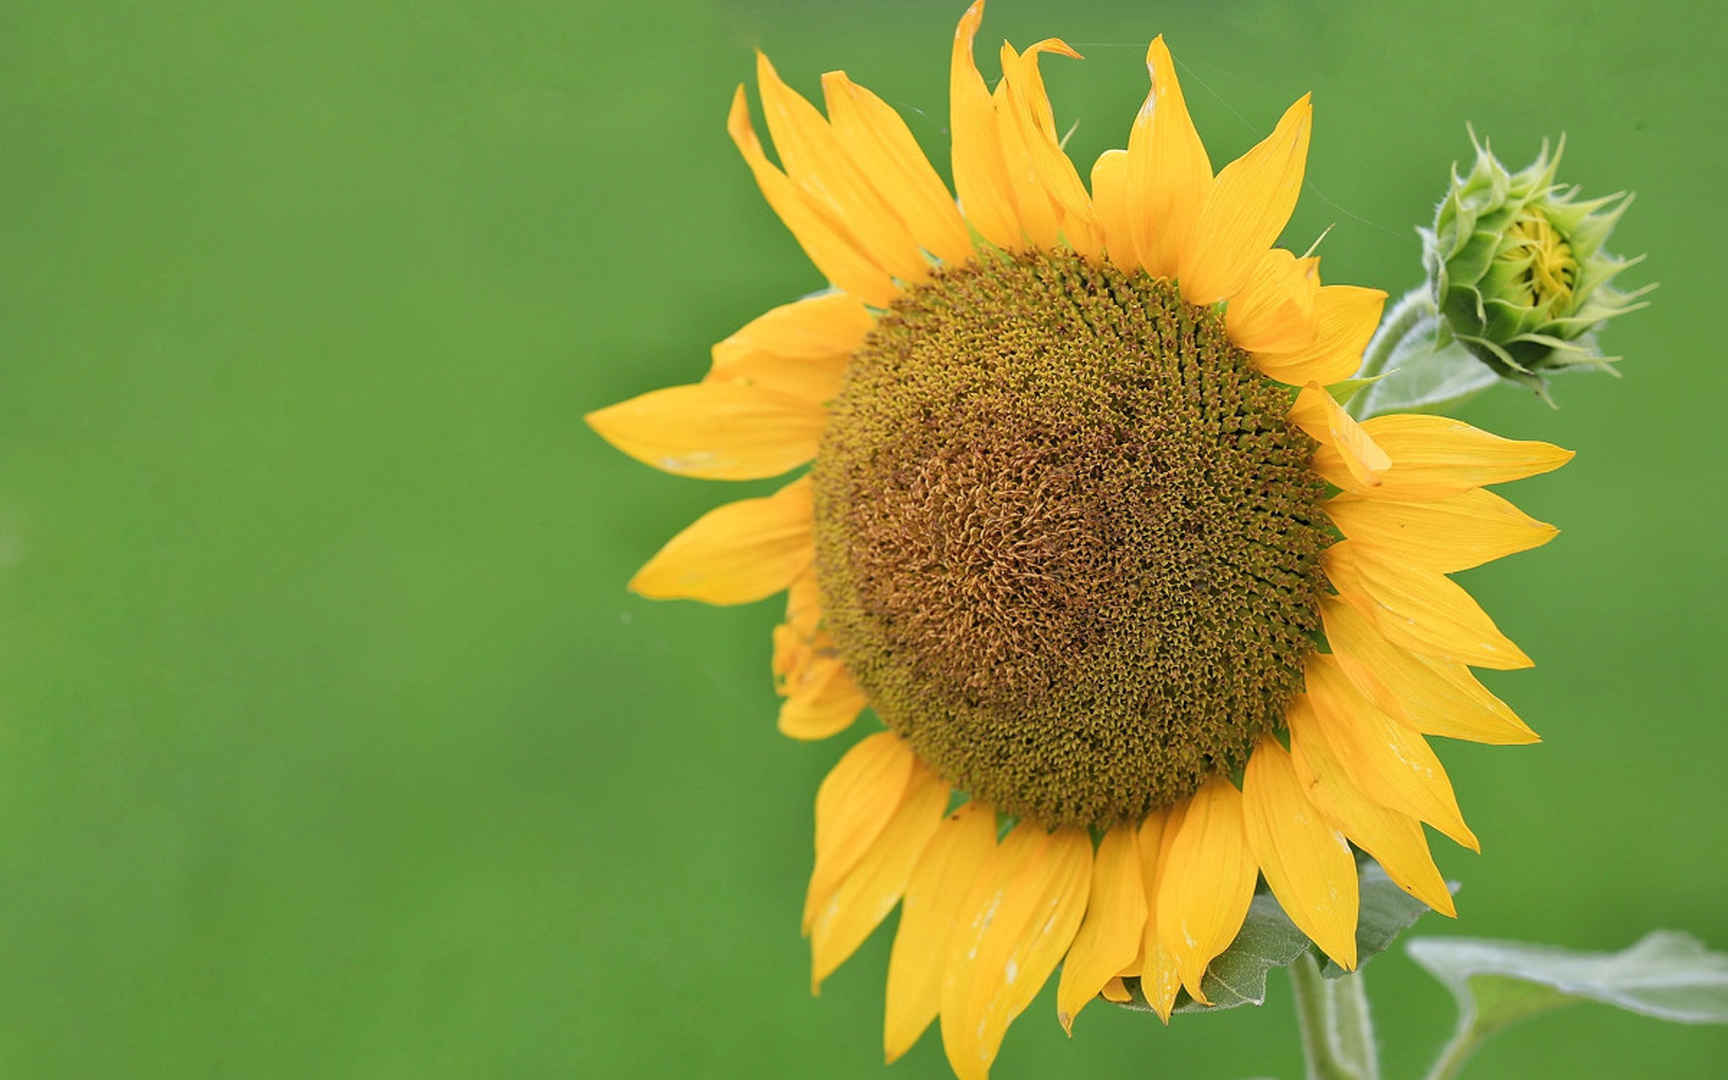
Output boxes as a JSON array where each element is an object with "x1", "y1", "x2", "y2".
[{"x1": 811, "y1": 251, "x2": 1333, "y2": 827}]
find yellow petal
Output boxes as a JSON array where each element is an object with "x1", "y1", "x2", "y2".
[
  {"x1": 811, "y1": 764, "x2": 949, "y2": 990},
  {"x1": 1134, "y1": 807, "x2": 1184, "y2": 1022},
  {"x1": 1242, "y1": 738, "x2": 1359, "y2": 970},
  {"x1": 885, "y1": 801, "x2": 997, "y2": 1064},
  {"x1": 704, "y1": 291, "x2": 866, "y2": 409},
  {"x1": 586, "y1": 382, "x2": 824, "y2": 480},
  {"x1": 1225, "y1": 248, "x2": 1319, "y2": 353},
  {"x1": 1127, "y1": 37, "x2": 1212, "y2": 278},
  {"x1": 1179, "y1": 93, "x2": 1312, "y2": 305},
  {"x1": 1314, "y1": 414, "x2": 1574, "y2": 499},
  {"x1": 1154, "y1": 776, "x2": 1258, "y2": 1003},
  {"x1": 1302, "y1": 655, "x2": 1479, "y2": 851},
  {"x1": 727, "y1": 86, "x2": 900, "y2": 308},
  {"x1": 1101, "y1": 977, "x2": 1131, "y2": 1003},
  {"x1": 755, "y1": 52, "x2": 930, "y2": 285},
  {"x1": 821, "y1": 71, "x2": 976, "y2": 267},
  {"x1": 1287, "y1": 694, "x2": 1456, "y2": 916},
  {"x1": 778, "y1": 655, "x2": 868, "y2": 740},
  {"x1": 804, "y1": 732, "x2": 916, "y2": 932},
  {"x1": 710, "y1": 291, "x2": 873, "y2": 364},
  {"x1": 630, "y1": 477, "x2": 814, "y2": 605},
  {"x1": 949, "y1": 1, "x2": 1021, "y2": 250},
  {"x1": 1255, "y1": 285, "x2": 1387, "y2": 386},
  {"x1": 1321, "y1": 598, "x2": 1539, "y2": 745},
  {"x1": 989, "y1": 55, "x2": 1062, "y2": 252},
  {"x1": 941, "y1": 825, "x2": 1091, "y2": 1080},
  {"x1": 997, "y1": 39, "x2": 1102, "y2": 260},
  {"x1": 1089, "y1": 149, "x2": 1139, "y2": 269},
  {"x1": 1325, "y1": 488, "x2": 1559, "y2": 573},
  {"x1": 705, "y1": 348, "x2": 847, "y2": 409},
  {"x1": 1056, "y1": 824, "x2": 1146, "y2": 1033},
  {"x1": 1290, "y1": 383, "x2": 1391, "y2": 489},
  {"x1": 1324, "y1": 540, "x2": 1531, "y2": 670},
  {"x1": 783, "y1": 569, "x2": 822, "y2": 635},
  {"x1": 772, "y1": 574, "x2": 825, "y2": 686}
]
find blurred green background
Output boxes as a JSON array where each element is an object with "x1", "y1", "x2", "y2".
[{"x1": 4, "y1": 0, "x2": 1724, "y2": 1075}]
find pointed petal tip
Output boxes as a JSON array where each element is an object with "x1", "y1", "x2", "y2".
[
  {"x1": 726, "y1": 84, "x2": 751, "y2": 136},
  {"x1": 958, "y1": 0, "x2": 985, "y2": 34}
]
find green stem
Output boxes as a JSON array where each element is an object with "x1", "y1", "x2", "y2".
[
  {"x1": 1289, "y1": 952, "x2": 1378, "y2": 1080},
  {"x1": 1356, "y1": 287, "x2": 1434, "y2": 382},
  {"x1": 1346, "y1": 286, "x2": 1435, "y2": 419},
  {"x1": 1421, "y1": 1023, "x2": 1485, "y2": 1080},
  {"x1": 1331, "y1": 969, "x2": 1381, "y2": 1080}
]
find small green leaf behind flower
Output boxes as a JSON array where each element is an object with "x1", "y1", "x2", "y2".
[
  {"x1": 1110, "y1": 863, "x2": 1450, "y2": 1016},
  {"x1": 1407, "y1": 931, "x2": 1728, "y2": 1075},
  {"x1": 1423, "y1": 128, "x2": 1652, "y2": 399}
]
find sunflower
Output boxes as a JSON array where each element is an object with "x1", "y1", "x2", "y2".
[{"x1": 588, "y1": 4, "x2": 1571, "y2": 1077}]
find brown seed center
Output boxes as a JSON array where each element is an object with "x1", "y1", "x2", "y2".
[{"x1": 812, "y1": 250, "x2": 1332, "y2": 827}]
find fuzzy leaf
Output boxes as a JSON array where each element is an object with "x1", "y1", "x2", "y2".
[
  {"x1": 1113, "y1": 863, "x2": 1450, "y2": 1015},
  {"x1": 1407, "y1": 931, "x2": 1728, "y2": 1041},
  {"x1": 1354, "y1": 319, "x2": 1501, "y2": 417}
]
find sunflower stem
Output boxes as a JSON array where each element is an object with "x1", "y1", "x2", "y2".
[
  {"x1": 1346, "y1": 286, "x2": 1436, "y2": 419},
  {"x1": 1289, "y1": 952, "x2": 1378, "y2": 1080},
  {"x1": 1419, "y1": 1022, "x2": 1485, "y2": 1080}
]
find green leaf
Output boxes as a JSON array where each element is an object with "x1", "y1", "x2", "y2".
[
  {"x1": 1111, "y1": 862, "x2": 1451, "y2": 1016},
  {"x1": 1407, "y1": 931, "x2": 1728, "y2": 1039},
  {"x1": 1353, "y1": 317, "x2": 1501, "y2": 418},
  {"x1": 1325, "y1": 373, "x2": 1388, "y2": 410},
  {"x1": 1321, "y1": 864, "x2": 1451, "y2": 978}
]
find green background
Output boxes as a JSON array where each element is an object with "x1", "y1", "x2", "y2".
[{"x1": 5, "y1": 0, "x2": 1724, "y2": 1075}]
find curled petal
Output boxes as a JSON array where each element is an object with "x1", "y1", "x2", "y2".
[{"x1": 997, "y1": 39, "x2": 1102, "y2": 260}]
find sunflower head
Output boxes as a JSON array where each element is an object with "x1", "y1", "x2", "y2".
[
  {"x1": 586, "y1": 6, "x2": 1576, "y2": 1079},
  {"x1": 1424, "y1": 131, "x2": 1649, "y2": 391}
]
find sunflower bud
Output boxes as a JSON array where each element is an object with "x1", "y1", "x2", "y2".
[{"x1": 1422, "y1": 131, "x2": 1649, "y2": 394}]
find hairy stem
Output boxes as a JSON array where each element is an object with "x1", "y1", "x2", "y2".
[
  {"x1": 1421, "y1": 1023, "x2": 1485, "y2": 1080},
  {"x1": 1289, "y1": 952, "x2": 1378, "y2": 1080},
  {"x1": 1346, "y1": 286, "x2": 1436, "y2": 418}
]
